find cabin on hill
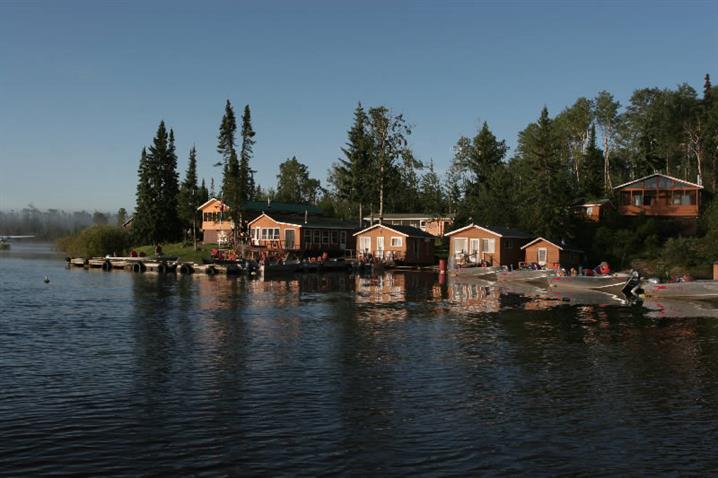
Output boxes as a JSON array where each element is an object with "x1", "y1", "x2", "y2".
[
  {"x1": 573, "y1": 199, "x2": 613, "y2": 222},
  {"x1": 197, "y1": 198, "x2": 324, "y2": 244},
  {"x1": 247, "y1": 212, "x2": 355, "y2": 255},
  {"x1": 353, "y1": 224, "x2": 435, "y2": 266},
  {"x1": 444, "y1": 224, "x2": 532, "y2": 268},
  {"x1": 614, "y1": 173, "x2": 703, "y2": 218},
  {"x1": 521, "y1": 237, "x2": 584, "y2": 270},
  {"x1": 363, "y1": 213, "x2": 454, "y2": 237}
]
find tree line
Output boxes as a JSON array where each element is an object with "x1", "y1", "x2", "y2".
[{"x1": 130, "y1": 74, "x2": 718, "y2": 253}]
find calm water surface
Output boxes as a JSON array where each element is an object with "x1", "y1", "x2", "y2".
[{"x1": 2, "y1": 243, "x2": 718, "y2": 476}]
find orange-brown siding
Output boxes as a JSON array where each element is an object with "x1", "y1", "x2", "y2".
[
  {"x1": 448, "y1": 228, "x2": 526, "y2": 268},
  {"x1": 523, "y1": 240, "x2": 582, "y2": 269},
  {"x1": 355, "y1": 226, "x2": 434, "y2": 265},
  {"x1": 249, "y1": 215, "x2": 355, "y2": 254},
  {"x1": 617, "y1": 188, "x2": 700, "y2": 217}
]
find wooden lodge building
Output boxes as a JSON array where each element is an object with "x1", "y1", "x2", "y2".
[
  {"x1": 248, "y1": 212, "x2": 356, "y2": 256},
  {"x1": 198, "y1": 198, "x2": 324, "y2": 245},
  {"x1": 614, "y1": 173, "x2": 703, "y2": 218},
  {"x1": 354, "y1": 224, "x2": 435, "y2": 266},
  {"x1": 573, "y1": 199, "x2": 613, "y2": 222},
  {"x1": 444, "y1": 224, "x2": 532, "y2": 268},
  {"x1": 521, "y1": 237, "x2": 584, "y2": 270},
  {"x1": 363, "y1": 213, "x2": 454, "y2": 237}
]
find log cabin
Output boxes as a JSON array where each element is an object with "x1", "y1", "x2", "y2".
[
  {"x1": 444, "y1": 224, "x2": 532, "y2": 268},
  {"x1": 614, "y1": 173, "x2": 702, "y2": 218},
  {"x1": 353, "y1": 224, "x2": 436, "y2": 266},
  {"x1": 520, "y1": 237, "x2": 584, "y2": 270}
]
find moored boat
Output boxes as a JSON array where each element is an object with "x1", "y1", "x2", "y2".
[
  {"x1": 548, "y1": 272, "x2": 640, "y2": 297},
  {"x1": 642, "y1": 280, "x2": 718, "y2": 300}
]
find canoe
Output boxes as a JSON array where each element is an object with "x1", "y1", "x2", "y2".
[{"x1": 642, "y1": 280, "x2": 718, "y2": 300}]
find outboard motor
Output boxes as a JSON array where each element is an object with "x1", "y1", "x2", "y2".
[{"x1": 621, "y1": 270, "x2": 643, "y2": 297}]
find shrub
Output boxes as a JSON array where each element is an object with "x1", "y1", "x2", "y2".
[{"x1": 57, "y1": 225, "x2": 131, "y2": 257}]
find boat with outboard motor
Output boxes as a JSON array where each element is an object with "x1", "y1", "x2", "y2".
[{"x1": 641, "y1": 279, "x2": 718, "y2": 300}]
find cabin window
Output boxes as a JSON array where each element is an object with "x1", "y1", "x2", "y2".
[
  {"x1": 391, "y1": 237, "x2": 403, "y2": 247},
  {"x1": 505, "y1": 239, "x2": 513, "y2": 249},
  {"x1": 632, "y1": 192, "x2": 643, "y2": 207},
  {"x1": 313, "y1": 230, "x2": 321, "y2": 244},
  {"x1": 672, "y1": 192, "x2": 682, "y2": 205},
  {"x1": 322, "y1": 231, "x2": 330, "y2": 244},
  {"x1": 454, "y1": 238, "x2": 467, "y2": 255},
  {"x1": 481, "y1": 238, "x2": 495, "y2": 254},
  {"x1": 331, "y1": 231, "x2": 339, "y2": 244},
  {"x1": 260, "y1": 228, "x2": 280, "y2": 240},
  {"x1": 621, "y1": 192, "x2": 631, "y2": 205},
  {"x1": 339, "y1": 231, "x2": 346, "y2": 245},
  {"x1": 359, "y1": 237, "x2": 371, "y2": 253},
  {"x1": 682, "y1": 191, "x2": 697, "y2": 205},
  {"x1": 643, "y1": 191, "x2": 656, "y2": 206},
  {"x1": 305, "y1": 229, "x2": 313, "y2": 244},
  {"x1": 419, "y1": 220, "x2": 427, "y2": 230},
  {"x1": 585, "y1": 207, "x2": 593, "y2": 217}
]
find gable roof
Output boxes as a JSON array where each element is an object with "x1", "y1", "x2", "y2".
[
  {"x1": 613, "y1": 173, "x2": 703, "y2": 190},
  {"x1": 444, "y1": 223, "x2": 532, "y2": 239},
  {"x1": 247, "y1": 212, "x2": 355, "y2": 230},
  {"x1": 362, "y1": 213, "x2": 454, "y2": 221},
  {"x1": 198, "y1": 197, "x2": 324, "y2": 215},
  {"x1": 520, "y1": 236, "x2": 584, "y2": 253},
  {"x1": 353, "y1": 223, "x2": 434, "y2": 238}
]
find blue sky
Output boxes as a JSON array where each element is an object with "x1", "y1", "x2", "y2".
[{"x1": 0, "y1": 0, "x2": 716, "y2": 212}]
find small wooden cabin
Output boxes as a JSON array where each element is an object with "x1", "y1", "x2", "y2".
[
  {"x1": 248, "y1": 213, "x2": 356, "y2": 255},
  {"x1": 353, "y1": 224, "x2": 435, "y2": 266},
  {"x1": 614, "y1": 173, "x2": 702, "y2": 218},
  {"x1": 573, "y1": 199, "x2": 613, "y2": 222},
  {"x1": 521, "y1": 237, "x2": 583, "y2": 270},
  {"x1": 444, "y1": 224, "x2": 532, "y2": 268},
  {"x1": 363, "y1": 213, "x2": 454, "y2": 237}
]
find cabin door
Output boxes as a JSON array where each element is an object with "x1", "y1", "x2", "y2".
[
  {"x1": 537, "y1": 247, "x2": 547, "y2": 266},
  {"x1": 377, "y1": 236, "x2": 385, "y2": 258},
  {"x1": 469, "y1": 239, "x2": 480, "y2": 263},
  {"x1": 285, "y1": 229, "x2": 295, "y2": 250}
]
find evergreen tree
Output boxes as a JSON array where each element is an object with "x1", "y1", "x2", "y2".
[
  {"x1": 514, "y1": 107, "x2": 573, "y2": 238},
  {"x1": 419, "y1": 160, "x2": 444, "y2": 214},
  {"x1": 704, "y1": 73, "x2": 712, "y2": 105},
  {"x1": 178, "y1": 146, "x2": 200, "y2": 243},
  {"x1": 132, "y1": 147, "x2": 157, "y2": 244},
  {"x1": 452, "y1": 122, "x2": 507, "y2": 202},
  {"x1": 147, "y1": 123, "x2": 181, "y2": 243},
  {"x1": 239, "y1": 105, "x2": 256, "y2": 202},
  {"x1": 328, "y1": 103, "x2": 374, "y2": 224},
  {"x1": 217, "y1": 100, "x2": 237, "y2": 163},
  {"x1": 198, "y1": 179, "x2": 209, "y2": 204},
  {"x1": 579, "y1": 126, "x2": 605, "y2": 199}
]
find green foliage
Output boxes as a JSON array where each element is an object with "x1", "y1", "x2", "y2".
[
  {"x1": 275, "y1": 156, "x2": 322, "y2": 204},
  {"x1": 239, "y1": 105, "x2": 256, "y2": 203},
  {"x1": 57, "y1": 225, "x2": 131, "y2": 258},
  {"x1": 177, "y1": 146, "x2": 201, "y2": 240},
  {"x1": 133, "y1": 122, "x2": 182, "y2": 245}
]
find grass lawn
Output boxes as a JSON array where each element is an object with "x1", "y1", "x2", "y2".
[{"x1": 134, "y1": 242, "x2": 213, "y2": 263}]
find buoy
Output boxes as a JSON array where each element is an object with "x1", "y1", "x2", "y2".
[{"x1": 44, "y1": 276, "x2": 50, "y2": 283}]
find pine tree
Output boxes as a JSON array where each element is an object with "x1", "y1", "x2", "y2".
[
  {"x1": 217, "y1": 100, "x2": 237, "y2": 163},
  {"x1": 239, "y1": 105, "x2": 256, "y2": 202},
  {"x1": 704, "y1": 73, "x2": 712, "y2": 105},
  {"x1": 178, "y1": 146, "x2": 200, "y2": 244},
  {"x1": 198, "y1": 179, "x2": 209, "y2": 204},
  {"x1": 579, "y1": 125, "x2": 605, "y2": 199},
  {"x1": 515, "y1": 107, "x2": 573, "y2": 238},
  {"x1": 146, "y1": 123, "x2": 181, "y2": 243},
  {"x1": 132, "y1": 148, "x2": 157, "y2": 244},
  {"x1": 328, "y1": 103, "x2": 374, "y2": 224},
  {"x1": 419, "y1": 160, "x2": 444, "y2": 214}
]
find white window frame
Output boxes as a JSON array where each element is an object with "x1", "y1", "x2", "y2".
[
  {"x1": 537, "y1": 247, "x2": 548, "y2": 265},
  {"x1": 390, "y1": 237, "x2": 403, "y2": 247},
  {"x1": 359, "y1": 236, "x2": 371, "y2": 253},
  {"x1": 454, "y1": 238, "x2": 467, "y2": 255},
  {"x1": 481, "y1": 238, "x2": 496, "y2": 254}
]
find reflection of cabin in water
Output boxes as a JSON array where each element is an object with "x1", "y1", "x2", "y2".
[
  {"x1": 614, "y1": 173, "x2": 703, "y2": 218},
  {"x1": 521, "y1": 237, "x2": 583, "y2": 270},
  {"x1": 198, "y1": 198, "x2": 324, "y2": 244},
  {"x1": 444, "y1": 224, "x2": 532, "y2": 268},
  {"x1": 353, "y1": 224, "x2": 435, "y2": 266},
  {"x1": 247, "y1": 212, "x2": 356, "y2": 255},
  {"x1": 363, "y1": 213, "x2": 454, "y2": 237}
]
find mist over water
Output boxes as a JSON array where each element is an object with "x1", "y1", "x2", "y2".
[{"x1": 2, "y1": 244, "x2": 718, "y2": 475}]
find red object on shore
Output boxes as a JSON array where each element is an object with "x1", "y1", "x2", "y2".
[{"x1": 439, "y1": 259, "x2": 446, "y2": 274}]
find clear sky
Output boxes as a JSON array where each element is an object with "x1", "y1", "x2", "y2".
[{"x1": 1, "y1": 0, "x2": 716, "y2": 212}]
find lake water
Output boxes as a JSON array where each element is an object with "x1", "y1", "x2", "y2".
[{"x1": 2, "y1": 243, "x2": 718, "y2": 476}]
